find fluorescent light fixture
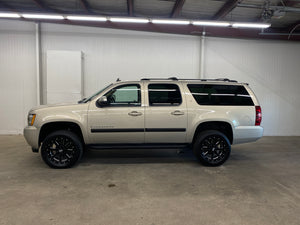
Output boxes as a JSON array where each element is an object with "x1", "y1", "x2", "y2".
[
  {"x1": 109, "y1": 17, "x2": 149, "y2": 23},
  {"x1": 0, "y1": 13, "x2": 20, "y2": 18},
  {"x1": 22, "y1": 14, "x2": 64, "y2": 20},
  {"x1": 232, "y1": 23, "x2": 271, "y2": 29},
  {"x1": 66, "y1": 16, "x2": 107, "y2": 21},
  {"x1": 192, "y1": 21, "x2": 230, "y2": 27},
  {"x1": 152, "y1": 19, "x2": 190, "y2": 25},
  {"x1": 1, "y1": 12, "x2": 273, "y2": 30}
]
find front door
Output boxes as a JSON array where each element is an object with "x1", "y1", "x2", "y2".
[
  {"x1": 145, "y1": 83, "x2": 187, "y2": 143},
  {"x1": 88, "y1": 83, "x2": 145, "y2": 144}
]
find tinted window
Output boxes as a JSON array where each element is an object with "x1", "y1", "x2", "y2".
[
  {"x1": 187, "y1": 84, "x2": 254, "y2": 106},
  {"x1": 148, "y1": 84, "x2": 182, "y2": 106},
  {"x1": 104, "y1": 84, "x2": 141, "y2": 106}
]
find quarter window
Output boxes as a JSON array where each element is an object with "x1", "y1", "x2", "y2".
[
  {"x1": 148, "y1": 84, "x2": 182, "y2": 106},
  {"x1": 104, "y1": 84, "x2": 141, "y2": 106},
  {"x1": 187, "y1": 84, "x2": 254, "y2": 106}
]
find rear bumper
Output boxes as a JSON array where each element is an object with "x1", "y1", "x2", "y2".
[
  {"x1": 23, "y1": 126, "x2": 39, "y2": 150},
  {"x1": 233, "y1": 126, "x2": 263, "y2": 145}
]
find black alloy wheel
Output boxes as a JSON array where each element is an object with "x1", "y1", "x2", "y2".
[
  {"x1": 41, "y1": 130, "x2": 83, "y2": 168},
  {"x1": 193, "y1": 130, "x2": 231, "y2": 166}
]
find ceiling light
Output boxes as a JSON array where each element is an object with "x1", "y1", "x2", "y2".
[
  {"x1": 22, "y1": 14, "x2": 64, "y2": 20},
  {"x1": 152, "y1": 19, "x2": 190, "y2": 25},
  {"x1": 192, "y1": 21, "x2": 230, "y2": 27},
  {"x1": 0, "y1": 13, "x2": 20, "y2": 18},
  {"x1": 66, "y1": 16, "x2": 107, "y2": 21},
  {"x1": 232, "y1": 23, "x2": 271, "y2": 29},
  {"x1": 109, "y1": 18, "x2": 149, "y2": 23}
]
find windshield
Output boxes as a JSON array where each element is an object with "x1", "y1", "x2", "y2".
[{"x1": 79, "y1": 83, "x2": 113, "y2": 103}]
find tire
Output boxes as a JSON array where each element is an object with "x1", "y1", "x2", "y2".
[
  {"x1": 41, "y1": 130, "x2": 83, "y2": 169},
  {"x1": 193, "y1": 130, "x2": 231, "y2": 166}
]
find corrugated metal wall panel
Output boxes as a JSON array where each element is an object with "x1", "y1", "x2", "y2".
[
  {"x1": 0, "y1": 20, "x2": 36, "y2": 134},
  {"x1": 41, "y1": 23, "x2": 200, "y2": 101},
  {"x1": 204, "y1": 37, "x2": 300, "y2": 136}
]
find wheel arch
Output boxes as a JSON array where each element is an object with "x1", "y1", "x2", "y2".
[
  {"x1": 192, "y1": 121, "x2": 233, "y2": 144},
  {"x1": 39, "y1": 121, "x2": 85, "y2": 147}
]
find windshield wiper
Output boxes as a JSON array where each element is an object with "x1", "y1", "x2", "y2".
[{"x1": 78, "y1": 98, "x2": 87, "y2": 104}]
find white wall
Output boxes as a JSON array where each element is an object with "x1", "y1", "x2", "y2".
[
  {"x1": 0, "y1": 19, "x2": 299, "y2": 136},
  {"x1": 41, "y1": 23, "x2": 200, "y2": 101},
  {"x1": 203, "y1": 37, "x2": 300, "y2": 135},
  {"x1": 0, "y1": 20, "x2": 36, "y2": 134}
]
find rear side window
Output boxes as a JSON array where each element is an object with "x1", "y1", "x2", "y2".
[
  {"x1": 148, "y1": 84, "x2": 182, "y2": 106},
  {"x1": 187, "y1": 84, "x2": 254, "y2": 106}
]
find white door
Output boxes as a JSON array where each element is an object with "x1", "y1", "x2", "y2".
[
  {"x1": 88, "y1": 83, "x2": 145, "y2": 144},
  {"x1": 46, "y1": 50, "x2": 83, "y2": 104},
  {"x1": 145, "y1": 83, "x2": 187, "y2": 143}
]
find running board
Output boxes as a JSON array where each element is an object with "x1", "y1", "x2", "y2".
[{"x1": 87, "y1": 143, "x2": 190, "y2": 150}]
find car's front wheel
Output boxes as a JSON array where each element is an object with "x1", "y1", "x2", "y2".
[
  {"x1": 41, "y1": 130, "x2": 83, "y2": 168},
  {"x1": 193, "y1": 130, "x2": 231, "y2": 166}
]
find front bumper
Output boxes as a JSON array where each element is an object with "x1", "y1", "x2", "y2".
[
  {"x1": 233, "y1": 126, "x2": 264, "y2": 145},
  {"x1": 23, "y1": 126, "x2": 39, "y2": 150}
]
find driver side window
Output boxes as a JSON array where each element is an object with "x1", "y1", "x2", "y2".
[{"x1": 104, "y1": 84, "x2": 141, "y2": 106}]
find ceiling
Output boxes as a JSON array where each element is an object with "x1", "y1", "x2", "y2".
[{"x1": 0, "y1": 0, "x2": 300, "y2": 40}]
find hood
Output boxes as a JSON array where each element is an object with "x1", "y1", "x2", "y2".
[{"x1": 30, "y1": 103, "x2": 79, "y2": 112}]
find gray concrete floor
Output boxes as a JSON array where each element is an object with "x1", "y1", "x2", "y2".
[{"x1": 0, "y1": 136, "x2": 299, "y2": 225}]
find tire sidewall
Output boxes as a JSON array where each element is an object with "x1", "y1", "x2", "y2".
[
  {"x1": 193, "y1": 130, "x2": 231, "y2": 167},
  {"x1": 41, "y1": 130, "x2": 83, "y2": 169}
]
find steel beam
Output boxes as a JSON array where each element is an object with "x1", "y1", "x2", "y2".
[
  {"x1": 80, "y1": 0, "x2": 93, "y2": 13},
  {"x1": 14, "y1": 18, "x2": 299, "y2": 41},
  {"x1": 170, "y1": 0, "x2": 185, "y2": 18},
  {"x1": 127, "y1": 0, "x2": 134, "y2": 16},
  {"x1": 213, "y1": 0, "x2": 240, "y2": 20}
]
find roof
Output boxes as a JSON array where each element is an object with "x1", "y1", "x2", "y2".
[{"x1": 0, "y1": 0, "x2": 299, "y2": 41}]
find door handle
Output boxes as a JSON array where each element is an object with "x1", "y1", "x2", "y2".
[
  {"x1": 128, "y1": 111, "x2": 143, "y2": 116},
  {"x1": 171, "y1": 110, "x2": 184, "y2": 116}
]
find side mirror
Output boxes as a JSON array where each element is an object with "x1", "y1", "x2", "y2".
[{"x1": 97, "y1": 96, "x2": 109, "y2": 107}]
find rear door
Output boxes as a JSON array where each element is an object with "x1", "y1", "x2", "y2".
[{"x1": 144, "y1": 82, "x2": 187, "y2": 143}]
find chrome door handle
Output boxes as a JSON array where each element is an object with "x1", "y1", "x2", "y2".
[
  {"x1": 171, "y1": 110, "x2": 184, "y2": 116},
  {"x1": 128, "y1": 111, "x2": 142, "y2": 116}
]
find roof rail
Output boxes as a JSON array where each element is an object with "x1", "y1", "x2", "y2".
[
  {"x1": 140, "y1": 77, "x2": 238, "y2": 83},
  {"x1": 215, "y1": 78, "x2": 237, "y2": 82},
  {"x1": 141, "y1": 77, "x2": 178, "y2": 81},
  {"x1": 178, "y1": 78, "x2": 238, "y2": 83}
]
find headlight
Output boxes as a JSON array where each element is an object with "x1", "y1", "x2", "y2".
[{"x1": 28, "y1": 114, "x2": 36, "y2": 126}]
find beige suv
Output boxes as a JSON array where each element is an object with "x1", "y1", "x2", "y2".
[{"x1": 24, "y1": 78, "x2": 263, "y2": 168}]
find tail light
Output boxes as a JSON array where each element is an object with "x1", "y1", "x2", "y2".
[{"x1": 255, "y1": 106, "x2": 262, "y2": 126}]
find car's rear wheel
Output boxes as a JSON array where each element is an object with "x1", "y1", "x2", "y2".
[
  {"x1": 41, "y1": 130, "x2": 83, "y2": 169},
  {"x1": 193, "y1": 130, "x2": 231, "y2": 166}
]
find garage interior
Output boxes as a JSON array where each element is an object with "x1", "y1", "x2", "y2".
[{"x1": 0, "y1": 0, "x2": 300, "y2": 224}]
